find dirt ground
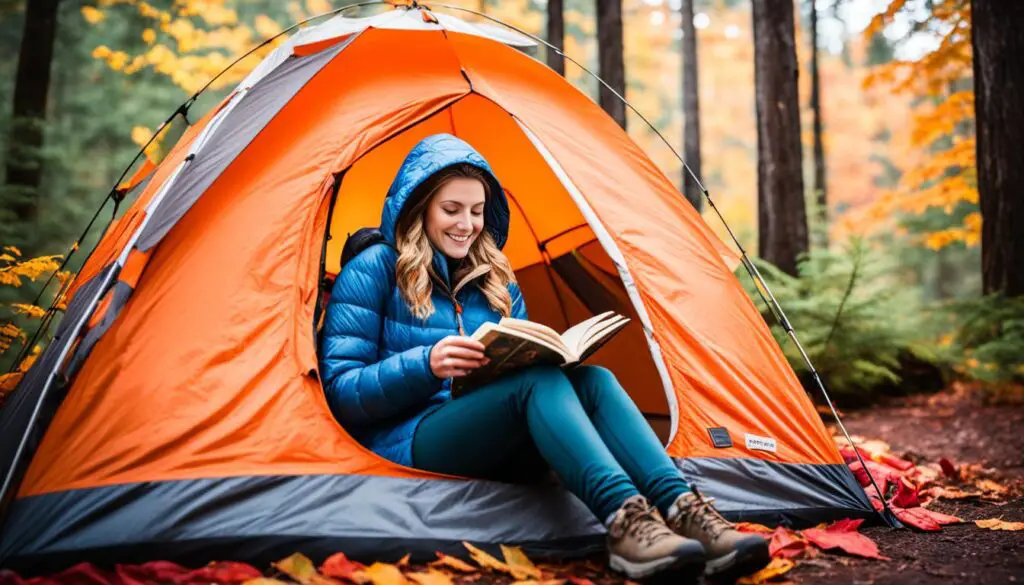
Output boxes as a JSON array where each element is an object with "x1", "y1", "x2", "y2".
[{"x1": 788, "y1": 388, "x2": 1024, "y2": 584}]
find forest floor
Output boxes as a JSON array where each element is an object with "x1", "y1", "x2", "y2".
[
  {"x1": 788, "y1": 386, "x2": 1024, "y2": 584},
  {"x1": 5, "y1": 385, "x2": 1023, "y2": 585}
]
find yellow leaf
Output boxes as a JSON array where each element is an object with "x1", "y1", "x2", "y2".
[
  {"x1": 142, "y1": 28, "x2": 156, "y2": 43},
  {"x1": 0, "y1": 373, "x2": 24, "y2": 392},
  {"x1": 11, "y1": 304, "x2": 46, "y2": 319},
  {"x1": 92, "y1": 45, "x2": 112, "y2": 59},
  {"x1": 737, "y1": 558, "x2": 795, "y2": 584},
  {"x1": 406, "y1": 571, "x2": 453, "y2": 585},
  {"x1": 365, "y1": 562, "x2": 408, "y2": 585},
  {"x1": 273, "y1": 553, "x2": 318, "y2": 583},
  {"x1": 463, "y1": 542, "x2": 511, "y2": 574},
  {"x1": 500, "y1": 545, "x2": 541, "y2": 580},
  {"x1": 430, "y1": 553, "x2": 477, "y2": 573},
  {"x1": 243, "y1": 580, "x2": 293, "y2": 585},
  {"x1": 975, "y1": 518, "x2": 1024, "y2": 531},
  {"x1": 3, "y1": 246, "x2": 22, "y2": 256},
  {"x1": 254, "y1": 14, "x2": 283, "y2": 38},
  {"x1": 0, "y1": 254, "x2": 15, "y2": 262},
  {"x1": 81, "y1": 6, "x2": 105, "y2": 23},
  {"x1": 396, "y1": 553, "x2": 411, "y2": 567}
]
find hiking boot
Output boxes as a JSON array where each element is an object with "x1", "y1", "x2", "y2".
[
  {"x1": 606, "y1": 495, "x2": 706, "y2": 580},
  {"x1": 666, "y1": 490, "x2": 771, "y2": 581}
]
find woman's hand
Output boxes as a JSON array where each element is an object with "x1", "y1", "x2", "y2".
[{"x1": 430, "y1": 336, "x2": 489, "y2": 378}]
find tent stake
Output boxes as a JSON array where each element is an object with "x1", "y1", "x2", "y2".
[{"x1": 430, "y1": 1, "x2": 899, "y2": 525}]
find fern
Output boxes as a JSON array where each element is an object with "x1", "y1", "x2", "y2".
[{"x1": 738, "y1": 238, "x2": 949, "y2": 401}]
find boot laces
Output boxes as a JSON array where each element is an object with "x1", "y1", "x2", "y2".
[
  {"x1": 685, "y1": 492, "x2": 733, "y2": 540},
  {"x1": 621, "y1": 499, "x2": 674, "y2": 545}
]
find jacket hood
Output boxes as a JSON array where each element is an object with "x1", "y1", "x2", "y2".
[{"x1": 379, "y1": 134, "x2": 509, "y2": 250}]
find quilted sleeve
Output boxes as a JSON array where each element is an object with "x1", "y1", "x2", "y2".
[
  {"x1": 319, "y1": 246, "x2": 441, "y2": 426},
  {"x1": 509, "y1": 281, "x2": 528, "y2": 320}
]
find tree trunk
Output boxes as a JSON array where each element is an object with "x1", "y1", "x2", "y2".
[
  {"x1": 596, "y1": 0, "x2": 626, "y2": 129},
  {"x1": 810, "y1": 0, "x2": 827, "y2": 246},
  {"x1": 546, "y1": 0, "x2": 565, "y2": 76},
  {"x1": 680, "y1": 0, "x2": 702, "y2": 211},
  {"x1": 3, "y1": 0, "x2": 60, "y2": 226},
  {"x1": 752, "y1": 0, "x2": 808, "y2": 276},
  {"x1": 973, "y1": 0, "x2": 1024, "y2": 297}
]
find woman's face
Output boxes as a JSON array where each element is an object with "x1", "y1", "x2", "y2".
[{"x1": 424, "y1": 176, "x2": 486, "y2": 260}]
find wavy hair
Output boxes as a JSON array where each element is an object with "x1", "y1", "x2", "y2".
[{"x1": 394, "y1": 164, "x2": 515, "y2": 320}]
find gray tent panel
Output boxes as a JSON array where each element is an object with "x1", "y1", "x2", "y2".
[
  {"x1": 0, "y1": 473, "x2": 603, "y2": 573},
  {"x1": 136, "y1": 35, "x2": 358, "y2": 252},
  {"x1": 676, "y1": 457, "x2": 875, "y2": 526},
  {"x1": 63, "y1": 280, "x2": 133, "y2": 379}
]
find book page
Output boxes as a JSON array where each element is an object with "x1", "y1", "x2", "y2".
[
  {"x1": 559, "y1": 311, "x2": 616, "y2": 355},
  {"x1": 497, "y1": 318, "x2": 567, "y2": 352},
  {"x1": 575, "y1": 315, "x2": 630, "y2": 364}
]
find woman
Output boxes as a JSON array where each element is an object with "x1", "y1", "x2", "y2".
[{"x1": 320, "y1": 134, "x2": 769, "y2": 581}]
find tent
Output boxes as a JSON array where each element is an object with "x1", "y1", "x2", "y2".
[{"x1": 0, "y1": 4, "x2": 875, "y2": 573}]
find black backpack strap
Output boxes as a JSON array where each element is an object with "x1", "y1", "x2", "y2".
[{"x1": 340, "y1": 227, "x2": 388, "y2": 270}]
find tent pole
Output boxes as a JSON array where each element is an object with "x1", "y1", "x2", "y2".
[{"x1": 430, "y1": 1, "x2": 898, "y2": 525}]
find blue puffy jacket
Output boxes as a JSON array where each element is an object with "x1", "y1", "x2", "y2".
[{"x1": 319, "y1": 134, "x2": 528, "y2": 466}]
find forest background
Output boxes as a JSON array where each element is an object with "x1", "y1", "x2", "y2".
[{"x1": 0, "y1": 0, "x2": 1021, "y2": 405}]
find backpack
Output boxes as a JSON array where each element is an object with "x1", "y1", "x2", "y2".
[{"x1": 340, "y1": 227, "x2": 387, "y2": 270}]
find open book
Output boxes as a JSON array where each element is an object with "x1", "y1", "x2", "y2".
[{"x1": 451, "y1": 311, "x2": 630, "y2": 397}]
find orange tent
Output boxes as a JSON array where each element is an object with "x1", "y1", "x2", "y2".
[{"x1": 0, "y1": 5, "x2": 873, "y2": 572}]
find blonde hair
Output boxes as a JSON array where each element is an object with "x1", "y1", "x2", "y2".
[{"x1": 395, "y1": 164, "x2": 515, "y2": 320}]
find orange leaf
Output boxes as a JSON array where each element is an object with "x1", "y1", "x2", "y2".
[
  {"x1": 406, "y1": 571, "x2": 453, "y2": 585},
  {"x1": 321, "y1": 552, "x2": 369, "y2": 583},
  {"x1": 736, "y1": 522, "x2": 774, "y2": 534},
  {"x1": 365, "y1": 563, "x2": 408, "y2": 585},
  {"x1": 975, "y1": 518, "x2": 1024, "y2": 531},
  {"x1": 463, "y1": 542, "x2": 511, "y2": 574},
  {"x1": 396, "y1": 554, "x2": 411, "y2": 567},
  {"x1": 500, "y1": 545, "x2": 542, "y2": 580},
  {"x1": 737, "y1": 558, "x2": 795, "y2": 584},
  {"x1": 430, "y1": 553, "x2": 477, "y2": 573},
  {"x1": 801, "y1": 522, "x2": 889, "y2": 560},
  {"x1": 768, "y1": 527, "x2": 809, "y2": 559}
]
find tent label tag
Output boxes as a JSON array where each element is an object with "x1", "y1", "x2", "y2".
[
  {"x1": 707, "y1": 427, "x2": 733, "y2": 448},
  {"x1": 745, "y1": 433, "x2": 777, "y2": 453}
]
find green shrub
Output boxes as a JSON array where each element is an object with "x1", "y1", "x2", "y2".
[
  {"x1": 738, "y1": 238, "x2": 950, "y2": 404},
  {"x1": 946, "y1": 294, "x2": 1024, "y2": 386}
]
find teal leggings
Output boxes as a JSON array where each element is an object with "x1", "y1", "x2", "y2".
[{"x1": 412, "y1": 365, "x2": 691, "y2": 522}]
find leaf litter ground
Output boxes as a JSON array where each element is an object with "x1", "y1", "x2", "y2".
[{"x1": 2, "y1": 385, "x2": 1021, "y2": 584}]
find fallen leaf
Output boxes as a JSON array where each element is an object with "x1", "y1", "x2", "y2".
[
  {"x1": 975, "y1": 518, "x2": 1024, "y2": 531},
  {"x1": 566, "y1": 578, "x2": 596, "y2": 585},
  {"x1": 321, "y1": 552, "x2": 369, "y2": 583},
  {"x1": 512, "y1": 581, "x2": 565, "y2": 585},
  {"x1": 397, "y1": 554, "x2": 411, "y2": 567},
  {"x1": 365, "y1": 562, "x2": 408, "y2": 585},
  {"x1": 737, "y1": 558, "x2": 795, "y2": 584},
  {"x1": 406, "y1": 570, "x2": 453, "y2": 585},
  {"x1": 274, "y1": 553, "x2": 319, "y2": 584},
  {"x1": 463, "y1": 542, "x2": 511, "y2": 574},
  {"x1": 825, "y1": 518, "x2": 865, "y2": 533},
  {"x1": 430, "y1": 553, "x2": 477, "y2": 573},
  {"x1": 801, "y1": 525, "x2": 889, "y2": 560},
  {"x1": 736, "y1": 522, "x2": 775, "y2": 534},
  {"x1": 975, "y1": 479, "x2": 1009, "y2": 494},
  {"x1": 939, "y1": 458, "x2": 959, "y2": 478},
  {"x1": 890, "y1": 477, "x2": 920, "y2": 508},
  {"x1": 768, "y1": 527, "x2": 809, "y2": 559},
  {"x1": 892, "y1": 506, "x2": 941, "y2": 531},
  {"x1": 500, "y1": 545, "x2": 542, "y2": 580},
  {"x1": 244, "y1": 579, "x2": 293, "y2": 585}
]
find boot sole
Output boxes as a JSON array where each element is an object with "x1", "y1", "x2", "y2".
[
  {"x1": 609, "y1": 542, "x2": 706, "y2": 581},
  {"x1": 704, "y1": 538, "x2": 772, "y2": 582}
]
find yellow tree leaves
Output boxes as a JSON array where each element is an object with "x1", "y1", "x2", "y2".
[{"x1": 856, "y1": 0, "x2": 978, "y2": 248}]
